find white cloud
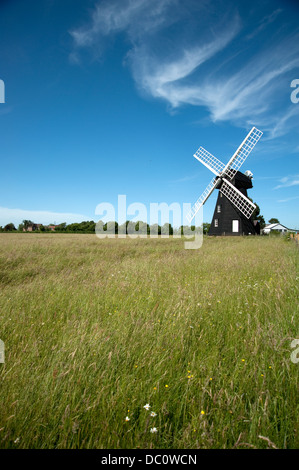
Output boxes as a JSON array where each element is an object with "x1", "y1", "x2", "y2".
[
  {"x1": 274, "y1": 175, "x2": 299, "y2": 189},
  {"x1": 246, "y1": 8, "x2": 283, "y2": 40},
  {"x1": 70, "y1": 0, "x2": 175, "y2": 47},
  {"x1": 278, "y1": 195, "x2": 299, "y2": 203},
  {"x1": 169, "y1": 172, "x2": 203, "y2": 184},
  {"x1": 129, "y1": 19, "x2": 240, "y2": 108},
  {"x1": 70, "y1": 0, "x2": 299, "y2": 138},
  {"x1": 0, "y1": 207, "x2": 90, "y2": 227},
  {"x1": 266, "y1": 106, "x2": 299, "y2": 140}
]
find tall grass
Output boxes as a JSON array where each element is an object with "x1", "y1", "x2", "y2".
[{"x1": 0, "y1": 233, "x2": 298, "y2": 449}]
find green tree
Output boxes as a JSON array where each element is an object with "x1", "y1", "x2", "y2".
[
  {"x1": 250, "y1": 201, "x2": 266, "y2": 229},
  {"x1": 22, "y1": 220, "x2": 34, "y2": 230},
  {"x1": 4, "y1": 223, "x2": 16, "y2": 231},
  {"x1": 126, "y1": 221, "x2": 136, "y2": 235},
  {"x1": 161, "y1": 223, "x2": 173, "y2": 235},
  {"x1": 149, "y1": 224, "x2": 161, "y2": 236},
  {"x1": 104, "y1": 221, "x2": 118, "y2": 234},
  {"x1": 118, "y1": 222, "x2": 127, "y2": 235},
  {"x1": 66, "y1": 223, "x2": 80, "y2": 232},
  {"x1": 203, "y1": 222, "x2": 211, "y2": 234},
  {"x1": 268, "y1": 218, "x2": 280, "y2": 224},
  {"x1": 135, "y1": 221, "x2": 147, "y2": 235},
  {"x1": 54, "y1": 222, "x2": 67, "y2": 232}
]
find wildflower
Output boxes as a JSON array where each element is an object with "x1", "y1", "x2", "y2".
[
  {"x1": 150, "y1": 411, "x2": 157, "y2": 417},
  {"x1": 241, "y1": 359, "x2": 245, "y2": 362},
  {"x1": 150, "y1": 427, "x2": 158, "y2": 433},
  {"x1": 125, "y1": 416, "x2": 130, "y2": 421},
  {"x1": 144, "y1": 404, "x2": 151, "y2": 410},
  {"x1": 201, "y1": 410, "x2": 205, "y2": 415},
  {"x1": 165, "y1": 384, "x2": 169, "y2": 388},
  {"x1": 153, "y1": 387, "x2": 157, "y2": 390}
]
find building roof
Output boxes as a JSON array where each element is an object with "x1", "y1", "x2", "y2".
[
  {"x1": 264, "y1": 223, "x2": 289, "y2": 230},
  {"x1": 263, "y1": 223, "x2": 298, "y2": 232}
]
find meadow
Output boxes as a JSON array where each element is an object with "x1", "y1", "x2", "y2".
[{"x1": 0, "y1": 233, "x2": 298, "y2": 449}]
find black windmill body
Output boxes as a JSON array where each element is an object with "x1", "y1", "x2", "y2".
[
  {"x1": 187, "y1": 127, "x2": 263, "y2": 235},
  {"x1": 209, "y1": 170, "x2": 257, "y2": 236}
]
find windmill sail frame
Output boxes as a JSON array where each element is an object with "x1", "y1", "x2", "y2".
[{"x1": 187, "y1": 127, "x2": 262, "y2": 224}]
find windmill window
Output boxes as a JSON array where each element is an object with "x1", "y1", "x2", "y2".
[
  {"x1": 214, "y1": 219, "x2": 219, "y2": 227},
  {"x1": 217, "y1": 205, "x2": 221, "y2": 213}
]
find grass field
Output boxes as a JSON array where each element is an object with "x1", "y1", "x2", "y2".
[{"x1": 0, "y1": 233, "x2": 298, "y2": 449}]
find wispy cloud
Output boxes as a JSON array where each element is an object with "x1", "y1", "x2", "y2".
[
  {"x1": 246, "y1": 8, "x2": 283, "y2": 40},
  {"x1": 274, "y1": 175, "x2": 299, "y2": 189},
  {"x1": 169, "y1": 172, "x2": 203, "y2": 184},
  {"x1": 265, "y1": 106, "x2": 299, "y2": 140},
  {"x1": 0, "y1": 207, "x2": 90, "y2": 227},
  {"x1": 129, "y1": 18, "x2": 241, "y2": 108},
  {"x1": 278, "y1": 195, "x2": 299, "y2": 203},
  {"x1": 70, "y1": 0, "x2": 175, "y2": 48},
  {"x1": 70, "y1": 1, "x2": 299, "y2": 139}
]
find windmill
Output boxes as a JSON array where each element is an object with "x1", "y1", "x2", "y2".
[{"x1": 186, "y1": 127, "x2": 263, "y2": 235}]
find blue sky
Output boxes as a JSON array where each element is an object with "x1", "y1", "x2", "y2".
[{"x1": 0, "y1": 0, "x2": 299, "y2": 229}]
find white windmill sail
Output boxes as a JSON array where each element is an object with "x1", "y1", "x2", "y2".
[
  {"x1": 220, "y1": 178, "x2": 256, "y2": 219},
  {"x1": 186, "y1": 177, "x2": 220, "y2": 223},
  {"x1": 222, "y1": 127, "x2": 263, "y2": 180},
  {"x1": 193, "y1": 147, "x2": 225, "y2": 176}
]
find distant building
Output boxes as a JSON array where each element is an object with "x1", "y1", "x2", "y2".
[
  {"x1": 23, "y1": 223, "x2": 42, "y2": 232},
  {"x1": 262, "y1": 223, "x2": 297, "y2": 235},
  {"x1": 23, "y1": 223, "x2": 58, "y2": 232}
]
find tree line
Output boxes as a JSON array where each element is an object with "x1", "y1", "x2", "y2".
[
  {"x1": 0, "y1": 205, "x2": 270, "y2": 234},
  {"x1": 0, "y1": 219, "x2": 211, "y2": 234}
]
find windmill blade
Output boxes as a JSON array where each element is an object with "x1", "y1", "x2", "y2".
[
  {"x1": 186, "y1": 177, "x2": 219, "y2": 223},
  {"x1": 223, "y1": 127, "x2": 263, "y2": 180},
  {"x1": 220, "y1": 178, "x2": 256, "y2": 219},
  {"x1": 193, "y1": 147, "x2": 225, "y2": 176}
]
